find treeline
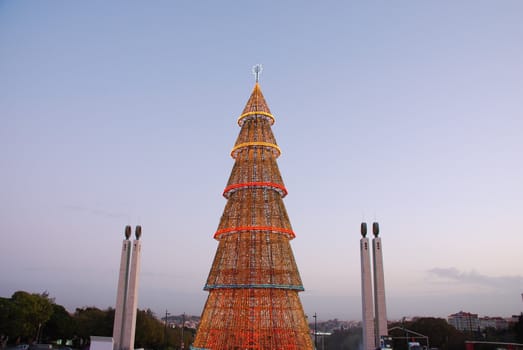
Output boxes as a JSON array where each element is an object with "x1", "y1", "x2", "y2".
[
  {"x1": 0, "y1": 291, "x2": 193, "y2": 350},
  {"x1": 2, "y1": 291, "x2": 522, "y2": 350},
  {"x1": 324, "y1": 316, "x2": 523, "y2": 350}
]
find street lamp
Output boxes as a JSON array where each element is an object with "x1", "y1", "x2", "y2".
[
  {"x1": 313, "y1": 313, "x2": 317, "y2": 349},
  {"x1": 36, "y1": 322, "x2": 42, "y2": 344},
  {"x1": 181, "y1": 313, "x2": 185, "y2": 350},
  {"x1": 164, "y1": 310, "x2": 170, "y2": 348}
]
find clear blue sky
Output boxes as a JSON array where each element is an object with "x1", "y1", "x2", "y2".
[{"x1": 1, "y1": 1, "x2": 522, "y2": 321}]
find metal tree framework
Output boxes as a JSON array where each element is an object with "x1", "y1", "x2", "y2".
[{"x1": 192, "y1": 80, "x2": 313, "y2": 350}]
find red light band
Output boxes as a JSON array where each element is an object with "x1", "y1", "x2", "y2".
[{"x1": 214, "y1": 226, "x2": 296, "y2": 239}]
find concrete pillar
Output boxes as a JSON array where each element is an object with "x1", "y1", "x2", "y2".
[
  {"x1": 372, "y1": 224, "x2": 388, "y2": 346},
  {"x1": 360, "y1": 232, "x2": 375, "y2": 350},
  {"x1": 113, "y1": 227, "x2": 132, "y2": 350},
  {"x1": 121, "y1": 235, "x2": 141, "y2": 350}
]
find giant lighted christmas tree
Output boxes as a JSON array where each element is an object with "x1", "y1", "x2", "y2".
[{"x1": 192, "y1": 68, "x2": 313, "y2": 350}]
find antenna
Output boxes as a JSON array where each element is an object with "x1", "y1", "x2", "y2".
[{"x1": 252, "y1": 64, "x2": 263, "y2": 83}]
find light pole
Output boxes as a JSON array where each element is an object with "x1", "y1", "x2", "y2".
[
  {"x1": 313, "y1": 313, "x2": 317, "y2": 349},
  {"x1": 36, "y1": 323, "x2": 42, "y2": 344},
  {"x1": 181, "y1": 313, "x2": 185, "y2": 350},
  {"x1": 164, "y1": 310, "x2": 170, "y2": 349}
]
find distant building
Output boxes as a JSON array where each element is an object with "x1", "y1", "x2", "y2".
[
  {"x1": 479, "y1": 316, "x2": 509, "y2": 330},
  {"x1": 163, "y1": 315, "x2": 200, "y2": 330},
  {"x1": 448, "y1": 311, "x2": 479, "y2": 332}
]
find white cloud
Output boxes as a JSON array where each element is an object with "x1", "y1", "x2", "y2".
[{"x1": 427, "y1": 267, "x2": 523, "y2": 291}]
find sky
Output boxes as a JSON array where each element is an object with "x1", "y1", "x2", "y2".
[{"x1": 1, "y1": 1, "x2": 522, "y2": 321}]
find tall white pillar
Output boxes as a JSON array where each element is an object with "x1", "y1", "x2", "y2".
[
  {"x1": 121, "y1": 226, "x2": 142, "y2": 350},
  {"x1": 360, "y1": 223, "x2": 376, "y2": 350},
  {"x1": 113, "y1": 226, "x2": 132, "y2": 350},
  {"x1": 372, "y1": 222, "x2": 388, "y2": 346}
]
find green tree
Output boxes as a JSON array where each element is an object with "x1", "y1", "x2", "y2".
[
  {"x1": 45, "y1": 304, "x2": 76, "y2": 341},
  {"x1": 0, "y1": 297, "x2": 13, "y2": 342},
  {"x1": 315, "y1": 327, "x2": 361, "y2": 350},
  {"x1": 390, "y1": 318, "x2": 466, "y2": 350},
  {"x1": 134, "y1": 309, "x2": 163, "y2": 349},
  {"x1": 8, "y1": 291, "x2": 54, "y2": 342},
  {"x1": 73, "y1": 307, "x2": 114, "y2": 340}
]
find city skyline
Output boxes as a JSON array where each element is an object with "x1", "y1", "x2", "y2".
[{"x1": 1, "y1": 1, "x2": 522, "y2": 321}]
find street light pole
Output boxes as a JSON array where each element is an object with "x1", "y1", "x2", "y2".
[
  {"x1": 181, "y1": 313, "x2": 185, "y2": 350},
  {"x1": 313, "y1": 313, "x2": 317, "y2": 349},
  {"x1": 36, "y1": 323, "x2": 42, "y2": 344},
  {"x1": 164, "y1": 310, "x2": 170, "y2": 349}
]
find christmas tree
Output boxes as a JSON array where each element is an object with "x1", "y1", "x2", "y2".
[{"x1": 192, "y1": 70, "x2": 313, "y2": 350}]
